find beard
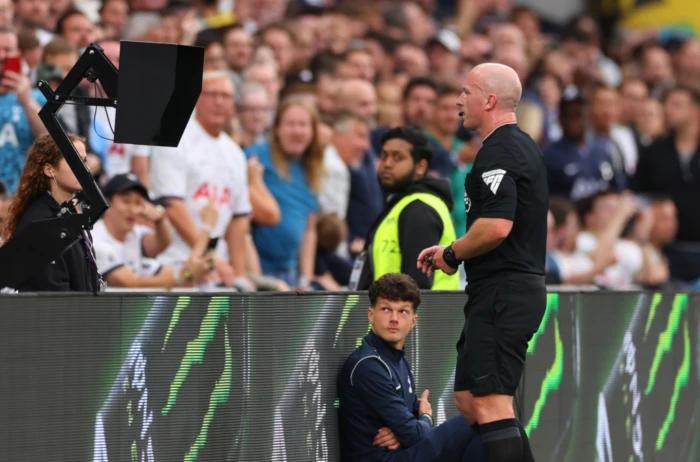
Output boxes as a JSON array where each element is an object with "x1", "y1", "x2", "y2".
[{"x1": 379, "y1": 169, "x2": 415, "y2": 194}]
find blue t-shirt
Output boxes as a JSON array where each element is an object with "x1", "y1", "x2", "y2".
[
  {"x1": 0, "y1": 90, "x2": 45, "y2": 192},
  {"x1": 245, "y1": 141, "x2": 319, "y2": 273}
]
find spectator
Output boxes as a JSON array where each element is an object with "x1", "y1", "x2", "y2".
[
  {"x1": 320, "y1": 111, "x2": 370, "y2": 220},
  {"x1": 619, "y1": 78, "x2": 649, "y2": 135},
  {"x1": 633, "y1": 86, "x2": 700, "y2": 282},
  {"x1": 449, "y1": 134, "x2": 479, "y2": 237},
  {"x1": 243, "y1": 60, "x2": 282, "y2": 110},
  {"x1": 426, "y1": 29, "x2": 461, "y2": 84},
  {"x1": 427, "y1": 83, "x2": 462, "y2": 156},
  {"x1": 546, "y1": 197, "x2": 617, "y2": 285},
  {"x1": 313, "y1": 212, "x2": 352, "y2": 290},
  {"x1": 259, "y1": 22, "x2": 296, "y2": 77},
  {"x1": 544, "y1": 90, "x2": 622, "y2": 200},
  {"x1": 222, "y1": 24, "x2": 253, "y2": 82},
  {"x1": 536, "y1": 73, "x2": 564, "y2": 147},
  {"x1": 17, "y1": 28, "x2": 41, "y2": 78},
  {"x1": 673, "y1": 38, "x2": 700, "y2": 94},
  {"x1": 55, "y1": 8, "x2": 95, "y2": 50},
  {"x1": 200, "y1": 38, "x2": 227, "y2": 71},
  {"x1": 336, "y1": 79, "x2": 384, "y2": 254},
  {"x1": 635, "y1": 98, "x2": 665, "y2": 148},
  {"x1": 393, "y1": 42, "x2": 430, "y2": 78},
  {"x1": 314, "y1": 60, "x2": 340, "y2": 116},
  {"x1": 356, "y1": 127, "x2": 459, "y2": 290},
  {"x1": 235, "y1": 82, "x2": 272, "y2": 149},
  {"x1": 47, "y1": 0, "x2": 73, "y2": 32},
  {"x1": 342, "y1": 46, "x2": 377, "y2": 82},
  {"x1": 0, "y1": 26, "x2": 47, "y2": 192},
  {"x1": 0, "y1": 0, "x2": 12, "y2": 29},
  {"x1": 589, "y1": 85, "x2": 636, "y2": 180},
  {"x1": 13, "y1": 0, "x2": 53, "y2": 45},
  {"x1": 40, "y1": 38, "x2": 97, "y2": 150},
  {"x1": 375, "y1": 78, "x2": 403, "y2": 128},
  {"x1": 372, "y1": 76, "x2": 453, "y2": 177},
  {"x1": 576, "y1": 191, "x2": 644, "y2": 289},
  {"x1": 647, "y1": 197, "x2": 678, "y2": 285},
  {"x1": 93, "y1": 174, "x2": 214, "y2": 288},
  {"x1": 150, "y1": 71, "x2": 253, "y2": 290},
  {"x1": 563, "y1": 15, "x2": 622, "y2": 88},
  {"x1": 99, "y1": 0, "x2": 130, "y2": 40},
  {"x1": 627, "y1": 200, "x2": 670, "y2": 289},
  {"x1": 245, "y1": 97, "x2": 323, "y2": 288},
  {"x1": 639, "y1": 44, "x2": 675, "y2": 98}
]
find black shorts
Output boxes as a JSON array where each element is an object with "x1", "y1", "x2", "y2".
[{"x1": 454, "y1": 273, "x2": 546, "y2": 396}]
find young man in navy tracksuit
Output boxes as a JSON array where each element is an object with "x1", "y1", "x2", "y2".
[{"x1": 338, "y1": 273, "x2": 483, "y2": 461}]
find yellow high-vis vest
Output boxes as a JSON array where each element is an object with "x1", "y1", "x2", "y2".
[{"x1": 372, "y1": 192, "x2": 460, "y2": 290}]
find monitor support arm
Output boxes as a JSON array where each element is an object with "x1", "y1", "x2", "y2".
[{"x1": 36, "y1": 43, "x2": 119, "y2": 225}]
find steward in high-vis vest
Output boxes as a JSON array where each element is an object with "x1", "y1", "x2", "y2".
[{"x1": 356, "y1": 127, "x2": 460, "y2": 290}]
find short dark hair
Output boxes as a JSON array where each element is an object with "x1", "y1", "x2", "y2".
[
  {"x1": 662, "y1": 85, "x2": 700, "y2": 106},
  {"x1": 55, "y1": 8, "x2": 88, "y2": 35},
  {"x1": 402, "y1": 76, "x2": 438, "y2": 101},
  {"x1": 436, "y1": 81, "x2": 461, "y2": 98},
  {"x1": 549, "y1": 197, "x2": 574, "y2": 228},
  {"x1": 380, "y1": 126, "x2": 432, "y2": 163},
  {"x1": 575, "y1": 188, "x2": 617, "y2": 223},
  {"x1": 368, "y1": 273, "x2": 421, "y2": 312}
]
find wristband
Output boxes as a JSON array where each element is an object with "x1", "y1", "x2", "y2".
[
  {"x1": 443, "y1": 244, "x2": 461, "y2": 269},
  {"x1": 174, "y1": 266, "x2": 193, "y2": 286}
]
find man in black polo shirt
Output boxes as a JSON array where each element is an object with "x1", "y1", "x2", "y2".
[{"x1": 418, "y1": 63, "x2": 548, "y2": 462}]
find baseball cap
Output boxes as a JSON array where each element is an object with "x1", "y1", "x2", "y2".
[
  {"x1": 559, "y1": 86, "x2": 584, "y2": 110},
  {"x1": 102, "y1": 173, "x2": 149, "y2": 200},
  {"x1": 427, "y1": 29, "x2": 461, "y2": 54}
]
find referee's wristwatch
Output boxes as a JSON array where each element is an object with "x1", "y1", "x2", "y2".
[{"x1": 442, "y1": 243, "x2": 461, "y2": 270}]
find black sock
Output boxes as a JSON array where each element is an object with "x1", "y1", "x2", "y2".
[
  {"x1": 516, "y1": 420, "x2": 535, "y2": 462},
  {"x1": 479, "y1": 418, "x2": 523, "y2": 462}
]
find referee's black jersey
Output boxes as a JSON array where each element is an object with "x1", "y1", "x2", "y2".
[{"x1": 464, "y1": 123, "x2": 548, "y2": 283}]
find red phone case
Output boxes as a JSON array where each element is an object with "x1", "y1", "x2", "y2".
[{"x1": 3, "y1": 56, "x2": 21, "y2": 75}]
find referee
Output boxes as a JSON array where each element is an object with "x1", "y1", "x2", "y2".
[{"x1": 418, "y1": 63, "x2": 547, "y2": 462}]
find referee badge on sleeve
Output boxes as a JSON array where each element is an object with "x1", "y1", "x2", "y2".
[{"x1": 482, "y1": 169, "x2": 506, "y2": 194}]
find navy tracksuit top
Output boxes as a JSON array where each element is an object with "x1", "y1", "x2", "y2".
[{"x1": 337, "y1": 331, "x2": 432, "y2": 461}]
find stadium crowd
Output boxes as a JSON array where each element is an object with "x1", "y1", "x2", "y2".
[{"x1": 0, "y1": 0, "x2": 699, "y2": 291}]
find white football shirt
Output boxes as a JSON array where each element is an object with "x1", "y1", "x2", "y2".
[
  {"x1": 150, "y1": 118, "x2": 251, "y2": 265},
  {"x1": 92, "y1": 220, "x2": 161, "y2": 278}
]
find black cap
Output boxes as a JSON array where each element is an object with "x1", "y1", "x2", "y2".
[
  {"x1": 102, "y1": 173, "x2": 149, "y2": 200},
  {"x1": 559, "y1": 86, "x2": 584, "y2": 111}
]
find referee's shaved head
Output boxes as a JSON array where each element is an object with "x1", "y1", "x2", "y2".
[{"x1": 471, "y1": 63, "x2": 522, "y2": 111}]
